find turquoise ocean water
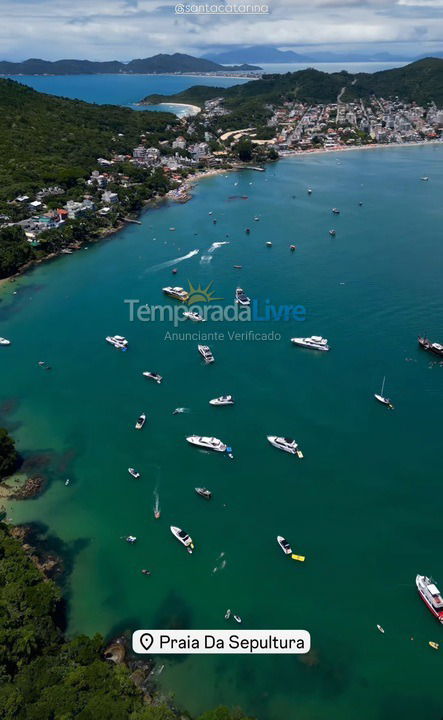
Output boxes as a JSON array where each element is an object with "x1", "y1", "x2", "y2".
[{"x1": 1, "y1": 146, "x2": 443, "y2": 719}]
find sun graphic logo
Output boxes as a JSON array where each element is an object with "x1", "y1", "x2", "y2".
[{"x1": 187, "y1": 281, "x2": 223, "y2": 305}]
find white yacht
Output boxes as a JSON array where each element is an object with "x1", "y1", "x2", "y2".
[
  {"x1": 128, "y1": 467, "x2": 141, "y2": 478},
  {"x1": 267, "y1": 436, "x2": 303, "y2": 457},
  {"x1": 183, "y1": 310, "x2": 205, "y2": 322},
  {"x1": 143, "y1": 371, "x2": 162, "y2": 384},
  {"x1": 416, "y1": 574, "x2": 443, "y2": 622},
  {"x1": 163, "y1": 286, "x2": 189, "y2": 302},
  {"x1": 170, "y1": 525, "x2": 194, "y2": 553},
  {"x1": 235, "y1": 288, "x2": 251, "y2": 306},
  {"x1": 198, "y1": 344, "x2": 215, "y2": 363},
  {"x1": 209, "y1": 395, "x2": 234, "y2": 406},
  {"x1": 0, "y1": 337, "x2": 11, "y2": 346},
  {"x1": 291, "y1": 336, "x2": 330, "y2": 352},
  {"x1": 277, "y1": 536, "x2": 292, "y2": 555},
  {"x1": 186, "y1": 436, "x2": 227, "y2": 452},
  {"x1": 135, "y1": 413, "x2": 146, "y2": 430},
  {"x1": 106, "y1": 335, "x2": 128, "y2": 349}
]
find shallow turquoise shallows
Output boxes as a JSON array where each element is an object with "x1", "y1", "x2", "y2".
[{"x1": 1, "y1": 146, "x2": 443, "y2": 720}]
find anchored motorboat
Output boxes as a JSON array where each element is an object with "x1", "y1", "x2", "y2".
[
  {"x1": 329, "y1": 229, "x2": 336, "y2": 236},
  {"x1": 0, "y1": 337, "x2": 11, "y2": 346},
  {"x1": 291, "y1": 336, "x2": 330, "y2": 352},
  {"x1": 332, "y1": 208, "x2": 340, "y2": 214},
  {"x1": 143, "y1": 371, "x2": 162, "y2": 384},
  {"x1": 106, "y1": 335, "x2": 128, "y2": 349},
  {"x1": 235, "y1": 287, "x2": 251, "y2": 306},
  {"x1": 128, "y1": 467, "x2": 141, "y2": 478},
  {"x1": 135, "y1": 413, "x2": 146, "y2": 430},
  {"x1": 418, "y1": 336, "x2": 443, "y2": 357},
  {"x1": 162, "y1": 286, "x2": 189, "y2": 301},
  {"x1": 209, "y1": 395, "x2": 234, "y2": 406},
  {"x1": 125, "y1": 535, "x2": 137, "y2": 543},
  {"x1": 186, "y1": 435, "x2": 227, "y2": 453},
  {"x1": 198, "y1": 344, "x2": 215, "y2": 364},
  {"x1": 416, "y1": 575, "x2": 443, "y2": 623},
  {"x1": 277, "y1": 536, "x2": 292, "y2": 555},
  {"x1": 170, "y1": 525, "x2": 194, "y2": 553},
  {"x1": 195, "y1": 487, "x2": 212, "y2": 500},
  {"x1": 183, "y1": 310, "x2": 205, "y2": 322},
  {"x1": 267, "y1": 436, "x2": 303, "y2": 457}
]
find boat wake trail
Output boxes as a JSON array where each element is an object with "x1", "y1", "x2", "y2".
[
  {"x1": 208, "y1": 241, "x2": 230, "y2": 254},
  {"x1": 142, "y1": 249, "x2": 199, "y2": 275},
  {"x1": 200, "y1": 255, "x2": 212, "y2": 265}
]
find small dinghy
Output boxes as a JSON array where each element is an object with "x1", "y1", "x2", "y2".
[{"x1": 135, "y1": 413, "x2": 146, "y2": 430}]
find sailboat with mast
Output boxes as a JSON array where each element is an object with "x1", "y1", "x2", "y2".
[{"x1": 374, "y1": 376, "x2": 394, "y2": 409}]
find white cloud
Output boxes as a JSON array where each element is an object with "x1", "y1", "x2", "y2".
[{"x1": 0, "y1": 0, "x2": 442, "y2": 59}]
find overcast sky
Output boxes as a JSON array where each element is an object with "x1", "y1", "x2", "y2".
[{"x1": 1, "y1": 0, "x2": 443, "y2": 60}]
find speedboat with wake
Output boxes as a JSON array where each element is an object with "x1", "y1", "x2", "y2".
[
  {"x1": 186, "y1": 436, "x2": 227, "y2": 453},
  {"x1": 128, "y1": 467, "x2": 141, "y2": 478},
  {"x1": 198, "y1": 345, "x2": 215, "y2": 364},
  {"x1": 416, "y1": 574, "x2": 443, "y2": 622},
  {"x1": 143, "y1": 371, "x2": 162, "y2": 384},
  {"x1": 209, "y1": 395, "x2": 234, "y2": 406},
  {"x1": 0, "y1": 337, "x2": 11, "y2": 346},
  {"x1": 291, "y1": 336, "x2": 330, "y2": 352},
  {"x1": 183, "y1": 310, "x2": 205, "y2": 322},
  {"x1": 235, "y1": 288, "x2": 251, "y2": 306},
  {"x1": 170, "y1": 525, "x2": 194, "y2": 553},
  {"x1": 267, "y1": 436, "x2": 303, "y2": 457},
  {"x1": 374, "y1": 377, "x2": 394, "y2": 409},
  {"x1": 195, "y1": 487, "x2": 212, "y2": 500},
  {"x1": 277, "y1": 536, "x2": 292, "y2": 555},
  {"x1": 135, "y1": 413, "x2": 146, "y2": 430}
]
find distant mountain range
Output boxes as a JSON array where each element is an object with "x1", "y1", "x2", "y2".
[
  {"x1": 203, "y1": 45, "x2": 415, "y2": 64},
  {"x1": 0, "y1": 53, "x2": 261, "y2": 76}
]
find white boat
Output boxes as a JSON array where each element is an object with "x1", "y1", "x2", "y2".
[
  {"x1": 135, "y1": 413, "x2": 146, "y2": 430},
  {"x1": 106, "y1": 335, "x2": 128, "y2": 349},
  {"x1": 162, "y1": 286, "x2": 189, "y2": 301},
  {"x1": 128, "y1": 467, "x2": 141, "y2": 478},
  {"x1": 267, "y1": 436, "x2": 302, "y2": 457},
  {"x1": 198, "y1": 344, "x2": 215, "y2": 363},
  {"x1": 421, "y1": 177, "x2": 429, "y2": 181},
  {"x1": 235, "y1": 288, "x2": 251, "y2": 306},
  {"x1": 183, "y1": 310, "x2": 205, "y2": 322},
  {"x1": 233, "y1": 614, "x2": 242, "y2": 623},
  {"x1": 277, "y1": 536, "x2": 292, "y2": 555},
  {"x1": 377, "y1": 624, "x2": 385, "y2": 634},
  {"x1": 332, "y1": 208, "x2": 340, "y2": 214},
  {"x1": 416, "y1": 575, "x2": 443, "y2": 622},
  {"x1": 143, "y1": 371, "x2": 162, "y2": 384},
  {"x1": 186, "y1": 435, "x2": 227, "y2": 452},
  {"x1": 209, "y1": 395, "x2": 234, "y2": 406},
  {"x1": 225, "y1": 609, "x2": 231, "y2": 620},
  {"x1": 307, "y1": 188, "x2": 312, "y2": 194},
  {"x1": 0, "y1": 337, "x2": 11, "y2": 346},
  {"x1": 126, "y1": 535, "x2": 137, "y2": 543},
  {"x1": 170, "y1": 525, "x2": 194, "y2": 553},
  {"x1": 291, "y1": 336, "x2": 330, "y2": 352},
  {"x1": 374, "y1": 376, "x2": 394, "y2": 409},
  {"x1": 266, "y1": 241, "x2": 272, "y2": 247}
]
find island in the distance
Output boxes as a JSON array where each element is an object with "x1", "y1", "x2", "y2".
[{"x1": 0, "y1": 53, "x2": 261, "y2": 76}]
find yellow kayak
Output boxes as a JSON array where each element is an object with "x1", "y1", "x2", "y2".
[
  {"x1": 429, "y1": 641, "x2": 439, "y2": 650},
  {"x1": 291, "y1": 554, "x2": 305, "y2": 562}
]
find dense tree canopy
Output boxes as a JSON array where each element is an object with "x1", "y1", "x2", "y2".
[{"x1": 0, "y1": 429, "x2": 19, "y2": 478}]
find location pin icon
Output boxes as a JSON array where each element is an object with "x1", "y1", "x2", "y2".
[{"x1": 140, "y1": 632, "x2": 154, "y2": 651}]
